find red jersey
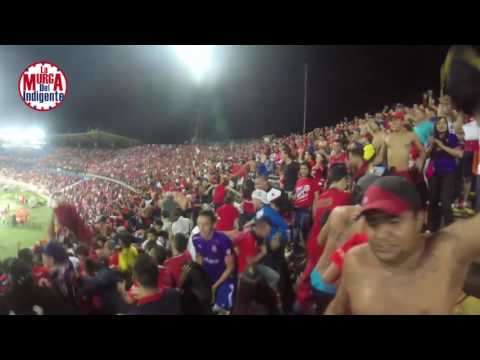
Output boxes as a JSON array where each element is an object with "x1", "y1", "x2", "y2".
[
  {"x1": 242, "y1": 200, "x2": 255, "y2": 215},
  {"x1": 464, "y1": 140, "x2": 479, "y2": 153},
  {"x1": 294, "y1": 177, "x2": 319, "y2": 209},
  {"x1": 307, "y1": 188, "x2": 352, "y2": 261},
  {"x1": 164, "y1": 251, "x2": 192, "y2": 287},
  {"x1": 312, "y1": 164, "x2": 326, "y2": 187},
  {"x1": 108, "y1": 252, "x2": 119, "y2": 268},
  {"x1": 212, "y1": 185, "x2": 227, "y2": 206},
  {"x1": 157, "y1": 266, "x2": 173, "y2": 289},
  {"x1": 32, "y1": 266, "x2": 49, "y2": 285},
  {"x1": 230, "y1": 164, "x2": 242, "y2": 177},
  {"x1": 128, "y1": 266, "x2": 172, "y2": 302},
  {"x1": 215, "y1": 204, "x2": 240, "y2": 231},
  {"x1": 331, "y1": 233, "x2": 368, "y2": 272},
  {"x1": 234, "y1": 231, "x2": 261, "y2": 274},
  {"x1": 232, "y1": 164, "x2": 248, "y2": 179},
  {"x1": 329, "y1": 152, "x2": 348, "y2": 167},
  {"x1": 0, "y1": 274, "x2": 8, "y2": 294},
  {"x1": 352, "y1": 162, "x2": 369, "y2": 182}
]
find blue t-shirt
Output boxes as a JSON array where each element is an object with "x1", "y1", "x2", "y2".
[
  {"x1": 256, "y1": 205, "x2": 288, "y2": 244},
  {"x1": 193, "y1": 231, "x2": 233, "y2": 283},
  {"x1": 432, "y1": 133, "x2": 460, "y2": 173},
  {"x1": 257, "y1": 163, "x2": 270, "y2": 178},
  {"x1": 414, "y1": 120, "x2": 435, "y2": 147}
]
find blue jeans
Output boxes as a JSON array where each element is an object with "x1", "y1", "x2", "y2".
[
  {"x1": 256, "y1": 264, "x2": 280, "y2": 291},
  {"x1": 294, "y1": 208, "x2": 312, "y2": 245}
]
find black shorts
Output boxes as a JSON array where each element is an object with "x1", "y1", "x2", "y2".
[{"x1": 462, "y1": 151, "x2": 474, "y2": 178}]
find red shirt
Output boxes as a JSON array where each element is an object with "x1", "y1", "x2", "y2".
[
  {"x1": 294, "y1": 177, "x2": 319, "y2": 209},
  {"x1": 157, "y1": 266, "x2": 173, "y2": 289},
  {"x1": 307, "y1": 159, "x2": 316, "y2": 169},
  {"x1": 32, "y1": 266, "x2": 49, "y2": 285},
  {"x1": 128, "y1": 266, "x2": 172, "y2": 302},
  {"x1": 212, "y1": 185, "x2": 227, "y2": 206},
  {"x1": 231, "y1": 164, "x2": 248, "y2": 179},
  {"x1": 464, "y1": 140, "x2": 479, "y2": 153},
  {"x1": 352, "y1": 162, "x2": 369, "y2": 182},
  {"x1": 215, "y1": 204, "x2": 240, "y2": 231},
  {"x1": 312, "y1": 165, "x2": 325, "y2": 186},
  {"x1": 331, "y1": 233, "x2": 368, "y2": 272},
  {"x1": 164, "y1": 252, "x2": 192, "y2": 287},
  {"x1": 242, "y1": 200, "x2": 255, "y2": 215},
  {"x1": 234, "y1": 231, "x2": 261, "y2": 274},
  {"x1": 0, "y1": 274, "x2": 8, "y2": 295},
  {"x1": 307, "y1": 188, "x2": 352, "y2": 261},
  {"x1": 108, "y1": 252, "x2": 119, "y2": 268},
  {"x1": 329, "y1": 152, "x2": 348, "y2": 167}
]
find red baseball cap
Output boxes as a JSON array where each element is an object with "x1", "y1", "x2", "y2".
[{"x1": 360, "y1": 176, "x2": 421, "y2": 216}]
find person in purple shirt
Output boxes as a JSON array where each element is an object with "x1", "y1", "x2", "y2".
[
  {"x1": 193, "y1": 210, "x2": 235, "y2": 313},
  {"x1": 426, "y1": 116, "x2": 464, "y2": 232}
]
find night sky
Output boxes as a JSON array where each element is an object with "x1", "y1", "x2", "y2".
[{"x1": 0, "y1": 45, "x2": 450, "y2": 144}]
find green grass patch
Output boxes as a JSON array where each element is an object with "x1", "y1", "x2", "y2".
[{"x1": 0, "y1": 186, "x2": 52, "y2": 260}]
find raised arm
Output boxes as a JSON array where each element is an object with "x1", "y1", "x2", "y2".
[
  {"x1": 412, "y1": 133, "x2": 425, "y2": 160},
  {"x1": 316, "y1": 216, "x2": 331, "y2": 246},
  {"x1": 443, "y1": 214, "x2": 480, "y2": 264}
]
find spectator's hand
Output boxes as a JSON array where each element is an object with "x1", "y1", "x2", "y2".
[
  {"x1": 433, "y1": 139, "x2": 444, "y2": 149},
  {"x1": 38, "y1": 278, "x2": 52, "y2": 288}
]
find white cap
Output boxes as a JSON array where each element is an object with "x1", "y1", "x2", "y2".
[
  {"x1": 252, "y1": 190, "x2": 269, "y2": 204},
  {"x1": 267, "y1": 188, "x2": 282, "y2": 203}
]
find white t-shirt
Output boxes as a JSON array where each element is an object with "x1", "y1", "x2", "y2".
[
  {"x1": 188, "y1": 226, "x2": 200, "y2": 260},
  {"x1": 463, "y1": 121, "x2": 479, "y2": 141},
  {"x1": 172, "y1": 216, "x2": 193, "y2": 237},
  {"x1": 69, "y1": 256, "x2": 80, "y2": 272}
]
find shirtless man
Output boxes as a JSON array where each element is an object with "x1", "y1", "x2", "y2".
[
  {"x1": 385, "y1": 115, "x2": 425, "y2": 181},
  {"x1": 309, "y1": 174, "x2": 379, "y2": 313},
  {"x1": 325, "y1": 176, "x2": 480, "y2": 315}
]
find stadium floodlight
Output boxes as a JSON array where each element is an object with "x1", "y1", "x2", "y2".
[
  {"x1": 172, "y1": 45, "x2": 213, "y2": 83},
  {"x1": 0, "y1": 126, "x2": 46, "y2": 148}
]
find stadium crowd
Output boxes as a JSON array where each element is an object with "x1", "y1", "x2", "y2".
[{"x1": 1, "y1": 46, "x2": 480, "y2": 315}]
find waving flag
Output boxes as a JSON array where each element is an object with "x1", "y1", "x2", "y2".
[{"x1": 54, "y1": 203, "x2": 93, "y2": 245}]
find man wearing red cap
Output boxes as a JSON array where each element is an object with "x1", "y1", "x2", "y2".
[
  {"x1": 385, "y1": 114, "x2": 425, "y2": 182},
  {"x1": 325, "y1": 176, "x2": 480, "y2": 314}
]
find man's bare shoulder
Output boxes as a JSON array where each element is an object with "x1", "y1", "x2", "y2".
[
  {"x1": 430, "y1": 227, "x2": 467, "y2": 263},
  {"x1": 344, "y1": 243, "x2": 372, "y2": 271},
  {"x1": 330, "y1": 205, "x2": 350, "y2": 220},
  {"x1": 331, "y1": 205, "x2": 358, "y2": 216}
]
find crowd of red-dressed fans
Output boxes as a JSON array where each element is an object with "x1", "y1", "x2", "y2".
[{"x1": 1, "y1": 90, "x2": 480, "y2": 315}]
